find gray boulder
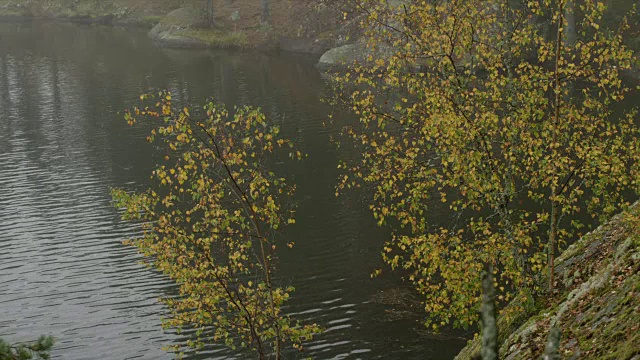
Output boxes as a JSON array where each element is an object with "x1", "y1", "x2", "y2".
[
  {"x1": 148, "y1": 7, "x2": 207, "y2": 48},
  {"x1": 316, "y1": 43, "x2": 368, "y2": 70}
]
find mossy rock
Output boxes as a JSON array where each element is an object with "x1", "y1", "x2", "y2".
[
  {"x1": 455, "y1": 204, "x2": 640, "y2": 360},
  {"x1": 317, "y1": 42, "x2": 370, "y2": 70},
  {"x1": 148, "y1": 7, "x2": 208, "y2": 48}
]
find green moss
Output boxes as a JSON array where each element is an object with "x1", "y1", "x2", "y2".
[
  {"x1": 456, "y1": 205, "x2": 640, "y2": 360},
  {"x1": 566, "y1": 272, "x2": 640, "y2": 359},
  {"x1": 456, "y1": 287, "x2": 541, "y2": 360},
  {"x1": 180, "y1": 29, "x2": 249, "y2": 49},
  {"x1": 141, "y1": 15, "x2": 163, "y2": 26}
]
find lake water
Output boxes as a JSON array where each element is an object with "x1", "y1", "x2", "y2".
[{"x1": 0, "y1": 21, "x2": 467, "y2": 359}]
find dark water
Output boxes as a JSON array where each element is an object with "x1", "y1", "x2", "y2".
[{"x1": 0, "y1": 21, "x2": 467, "y2": 359}]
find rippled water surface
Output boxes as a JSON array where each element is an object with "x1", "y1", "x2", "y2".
[{"x1": 0, "y1": 21, "x2": 467, "y2": 359}]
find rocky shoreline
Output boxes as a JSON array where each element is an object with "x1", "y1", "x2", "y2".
[
  {"x1": 2, "y1": 0, "x2": 638, "y2": 73},
  {"x1": 0, "y1": 0, "x2": 366, "y2": 69}
]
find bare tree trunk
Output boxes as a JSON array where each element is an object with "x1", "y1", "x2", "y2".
[
  {"x1": 543, "y1": 327, "x2": 562, "y2": 360},
  {"x1": 549, "y1": 0, "x2": 565, "y2": 294},
  {"x1": 481, "y1": 265, "x2": 498, "y2": 360},
  {"x1": 261, "y1": 0, "x2": 269, "y2": 23},
  {"x1": 564, "y1": 0, "x2": 576, "y2": 47},
  {"x1": 549, "y1": 201, "x2": 559, "y2": 292},
  {"x1": 207, "y1": 0, "x2": 215, "y2": 28}
]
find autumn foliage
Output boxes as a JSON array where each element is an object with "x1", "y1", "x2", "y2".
[
  {"x1": 112, "y1": 92, "x2": 319, "y2": 358},
  {"x1": 334, "y1": 0, "x2": 640, "y2": 329}
]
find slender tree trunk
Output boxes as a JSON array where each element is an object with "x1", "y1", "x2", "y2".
[
  {"x1": 481, "y1": 265, "x2": 498, "y2": 360},
  {"x1": 204, "y1": 127, "x2": 280, "y2": 359},
  {"x1": 207, "y1": 0, "x2": 215, "y2": 28},
  {"x1": 543, "y1": 327, "x2": 562, "y2": 360},
  {"x1": 562, "y1": 0, "x2": 576, "y2": 104},
  {"x1": 549, "y1": 0, "x2": 565, "y2": 294},
  {"x1": 563, "y1": 0, "x2": 576, "y2": 47},
  {"x1": 549, "y1": 201, "x2": 559, "y2": 292},
  {"x1": 261, "y1": 0, "x2": 269, "y2": 23}
]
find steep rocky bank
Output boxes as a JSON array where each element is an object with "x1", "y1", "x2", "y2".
[
  {"x1": 0, "y1": 0, "x2": 357, "y2": 54},
  {"x1": 456, "y1": 204, "x2": 640, "y2": 359}
]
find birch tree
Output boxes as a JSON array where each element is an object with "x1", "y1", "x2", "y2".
[
  {"x1": 113, "y1": 92, "x2": 320, "y2": 358},
  {"x1": 333, "y1": 0, "x2": 640, "y2": 328}
]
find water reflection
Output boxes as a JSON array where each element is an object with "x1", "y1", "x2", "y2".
[{"x1": 0, "y1": 21, "x2": 467, "y2": 359}]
